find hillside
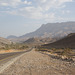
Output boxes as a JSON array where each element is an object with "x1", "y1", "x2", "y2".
[
  {"x1": 23, "y1": 37, "x2": 58, "y2": 46},
  {"x1": 23, "y1": 38, "x2": 42, "y2": 46},
  {"x1": 0, "y1": 37, "x2": 11, "y2": 49},
  {"x1": 42, "y1": 33, "x2": 75, "y2": 49}
]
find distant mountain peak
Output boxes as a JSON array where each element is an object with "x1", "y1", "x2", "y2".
[{"x1": 7, "y1": 35, "x2": 18, "y2": 39}]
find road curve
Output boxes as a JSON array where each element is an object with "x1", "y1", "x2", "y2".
[
  {"x1": 1, "y1": 49, "x2": 75, "y2": 75},
  {"x1": 0, "y1": 49, "x2": 31, "y2": 65},
  {"x1": 0, "y1": 49, "x2": 32, "y2": 73}
]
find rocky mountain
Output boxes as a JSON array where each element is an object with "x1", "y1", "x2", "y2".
[
  {"x1": 7, "y1": 21, "x2": 75, "y2": 42},
  {"x1": 42, "y1": 33, "x2": 75, "y2": 49},
  {"x1": 20, "y1": 21, "x2": 75, "y2": 38},
  {"x1": 0, "y1": 37, "x2": 11, "y2": 49}
]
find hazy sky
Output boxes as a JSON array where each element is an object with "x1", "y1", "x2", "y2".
[{"x1": 0, "y1": 0, "x2": 75, "y2": 37}]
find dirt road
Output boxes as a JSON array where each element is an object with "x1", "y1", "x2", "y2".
[{"x1": 0, "y1": 49, "x2": 75, "y2": 75}]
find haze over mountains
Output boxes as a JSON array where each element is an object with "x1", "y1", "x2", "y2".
[
  {"x1": 7, "y1": 35, "x2": 17, "y2": 39},
  {"x1": 7, "y1": 21, "x2": 75, "y2": 42},
  {"x1": 0, "y1": 21, "x2": 75, "y2": 50}
]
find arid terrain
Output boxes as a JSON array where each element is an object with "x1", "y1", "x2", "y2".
[
  {"x1": 0, "y1": 48, "x2": 75, "y2": 75},
  {"x1": 0, "y1": 22, "x2": 75, "y2": 75},
  {"x1": 0, "y1": 0, "x2": 75, "y2": 74}
]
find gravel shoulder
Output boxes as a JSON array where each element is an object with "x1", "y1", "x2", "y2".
[{"x1": 0, "y1": 48, "x2": 75, "y2": 75}]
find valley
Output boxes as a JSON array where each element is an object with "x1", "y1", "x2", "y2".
[{"x1": 0, "y1": 22, "x2": 75, "y2": 75}]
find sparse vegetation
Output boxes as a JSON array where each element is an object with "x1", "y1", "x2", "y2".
[
  {"x1": 61, "y1": 48, "x2": 73, "y2": 59},
  {"x1": 36, "y1": 46, "x2": 75, "y2": 62},
  {"x1": 0, "y1": 43, "x2": 29, "y2": 50}
]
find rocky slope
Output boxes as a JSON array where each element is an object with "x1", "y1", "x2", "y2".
[
  {"x1": 23, "y1": 37, "x2": 58, "y2": 46},
  {"x1": 42, "y1": 33, "x2": 75, "y2": 49}
]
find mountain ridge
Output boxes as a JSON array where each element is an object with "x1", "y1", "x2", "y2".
[
  {"x1": 19, "y1": 21, "x2": 75, "y2": 38},
  {"x1": 7, "y1": 21, "x2": 75, "y2": 42}
]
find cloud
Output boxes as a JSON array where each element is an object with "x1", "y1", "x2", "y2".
[
  {"x1": 24, "y1": 0, "x2": 32, "y2": 5},
  {"x1": 0, "y1": 0, "x2": 73, "y2": 22},
  {"x1": 62, "y1": 10, "x2": 71, "y2": 14},
  {"x1": 39, "y1": 0, "x2": 47, "y2": 3},
  {"x1": 0, "y1": 0, "x2": 32, "y2": 7},
  {"x1": 0, "y1": 0, "x2": 21, "y2": 7},
  {"x1": 2, "y1": 6, "x2": 55, "y2": 21},
  {"x1": 11, "y1": 6, "x2": 43, "y2": 19},
  {"x1": 0, "y1": 3, "x2": 9, "y2": 6},
  {"x1": 35, "y1": 0, "x2": 73, "y2": 11}
]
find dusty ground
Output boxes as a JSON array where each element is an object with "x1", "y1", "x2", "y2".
[
  {"x1": 0, "y1": 50, "x2": 26, "y2": 54},
  {"x1": 0, "y1": 49, "x2": 75, "y2": 75}
]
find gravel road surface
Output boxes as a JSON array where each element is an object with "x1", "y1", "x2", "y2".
[{"x1": 0, "y1": 48, "x2": 75, "y2": 75}]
